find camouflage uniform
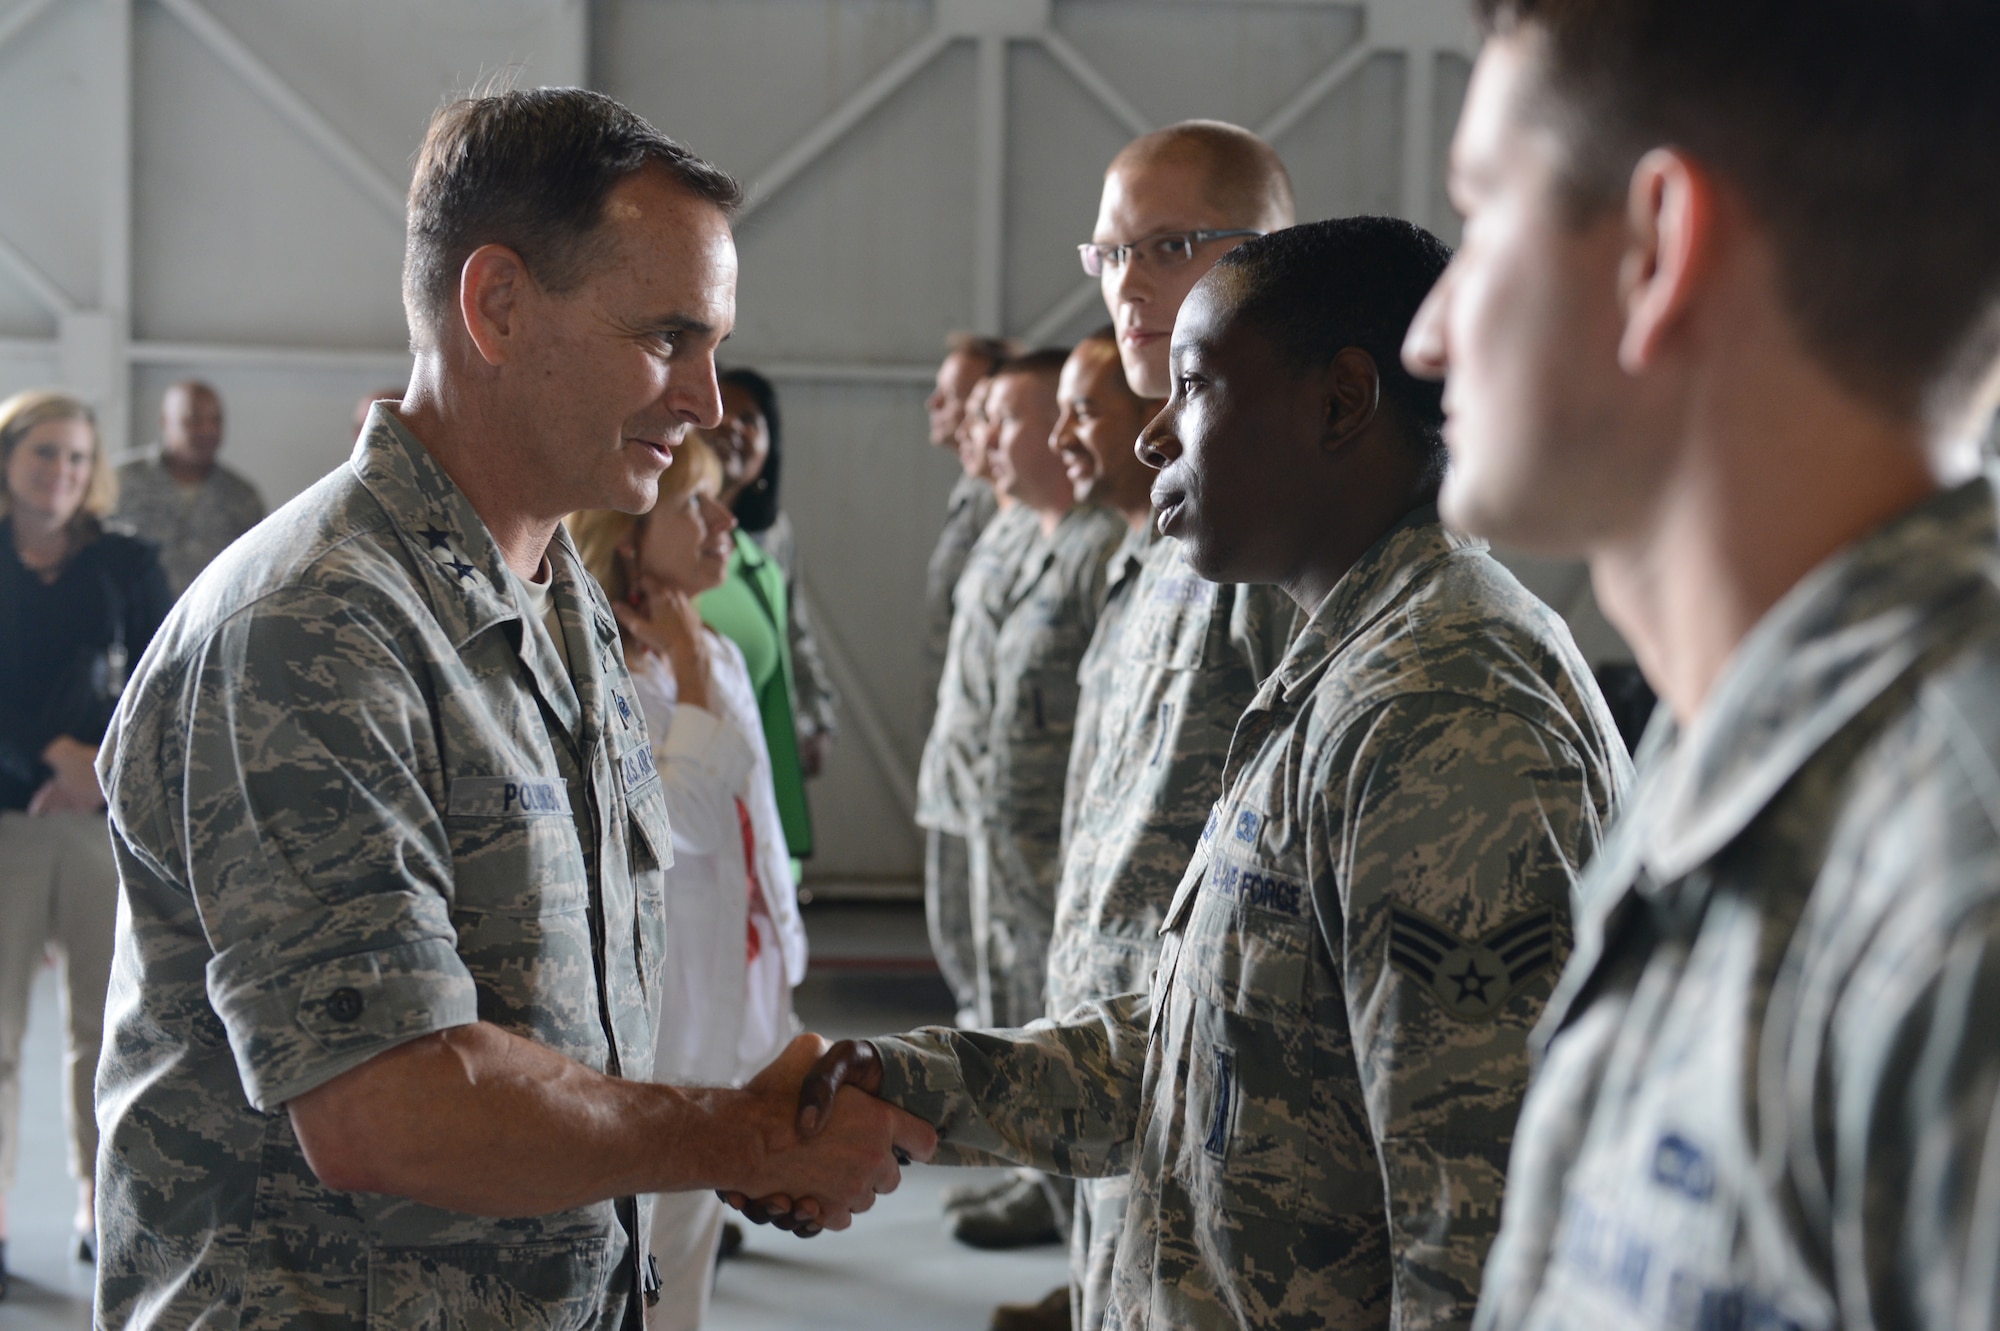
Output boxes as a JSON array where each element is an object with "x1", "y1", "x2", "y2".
[
  {"x1": 926, "y1": 472, "x2": 1000, "y2": 712},
  {"x1": 917, "y1": 503, "x2": 1041, "y2": 1018},
  {"x1": 94, "y1": 407, "x2": 673, "y2": 1330},
  {"x1": 1060, "y1": 524, "x2": 1155, "y2": 856},
  {"x1": 1475, "y1": 476, "x2": 2000, "y2": 1331},
  {"x1": 1053, "y1": 529, "x2": 1297, "y2": 1330},
  {"x1": 874, "y1": 509, "x2": 1629, "y2": 1330},
  {"x1": 114, "y1": 450, "x2": 268, "y2": 597},
  {"x1": 972, "y1": 503, "x2": 1125, "y2": 1027}
]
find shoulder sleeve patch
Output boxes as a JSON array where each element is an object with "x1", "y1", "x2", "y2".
[{"x1": 1388, "y1": 906, "x2": 1558, "y2": 1021}]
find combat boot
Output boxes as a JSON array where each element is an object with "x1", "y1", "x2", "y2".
[{"x1": 948, "y1": 1175, "x2": 1061, "y2": 1249}]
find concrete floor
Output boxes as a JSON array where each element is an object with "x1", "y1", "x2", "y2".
[{"x1": 2, "y1": 903, "x2": 1069, "y2": 1329}]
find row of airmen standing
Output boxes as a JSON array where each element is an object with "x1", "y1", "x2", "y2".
[{"x1": 900, "y1": 119, "x2": 1627, "y2": 1331}]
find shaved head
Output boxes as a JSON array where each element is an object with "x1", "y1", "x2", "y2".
[
  {"x1": 1108, "y1": 120, "x2": 1295, "y2": 234},
  {"x1": 1096, "y1": 121, "x2": 1295, "y2": 397},
  {"x1": 161, "y1": 379, "x2": 225, "y2": 474}
]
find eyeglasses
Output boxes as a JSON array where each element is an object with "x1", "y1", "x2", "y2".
[{"x1": 1077, "y1": 229, "x2": 1263, "y2": 278}]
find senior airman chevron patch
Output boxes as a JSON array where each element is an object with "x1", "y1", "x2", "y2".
[{"x1": 1388, "y1": 907, "x2": 1560, "y2": 1021}]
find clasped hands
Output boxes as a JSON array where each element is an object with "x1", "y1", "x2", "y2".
[
  {"x1": 723, "y1": 1035, "x2": 908, "y2": 1237},
  {"x1": 30, "y1": 735, "x2": 105, "y2": 815}
]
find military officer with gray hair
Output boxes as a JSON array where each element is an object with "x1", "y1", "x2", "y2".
[
  {"x1": 94, "y1": 88, "x2": 932, "y2": 1330},
  {"x1": 737, "y1": 219, "x2": 1629, "y2": 1329}
]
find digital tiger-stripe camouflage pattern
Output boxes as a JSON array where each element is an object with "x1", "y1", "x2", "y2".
[
  {"x1": 95, "y1": 408, "x2": 672, "y2": 1329},
  {"x1": 871, "y1": 508, "x2": 1629, "y2": 1331}
]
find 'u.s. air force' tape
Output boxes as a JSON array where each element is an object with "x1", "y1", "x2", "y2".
[
  {"x1": 620, "y1": 744, "x2": 658, "y2": 791},
  {"x1": 448, "y1": 776, "x2": 573, "y2": 817}
]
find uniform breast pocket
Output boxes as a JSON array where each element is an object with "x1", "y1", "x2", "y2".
[
  {"x1": 623, "y1": 777, "x2": 673, "y2": 989},
  {"x1": 624, "y1": 775, "x2": 672, "y2": 878},
  {"x1": 445, "y1": 775, "x2": 587, "y2": 918},
  {"x1": 366, "y1": 1236, "x2": 608, "y2": 1331},
  {"x1": 1130, "y1": 574, "x2": 1215, "y2": 672},
  {"x1": 1171, "y1": 869, "x2": 1314, "y2": 1221}
]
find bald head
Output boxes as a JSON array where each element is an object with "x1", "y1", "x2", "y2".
[
  {"x1": 1095, "y1": 121, "x2": 1295, "y2": 397},
  {"x1": 1108, "y1": 120, "x2": 1295, "y2": 234},
  {"x1": 161, "y1": 380, "x2": 224, "y2": 477}
]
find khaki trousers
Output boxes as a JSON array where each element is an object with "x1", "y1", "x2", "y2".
[{"x1": 0, "y1": 810, "x2": 119, "y2": 1190}]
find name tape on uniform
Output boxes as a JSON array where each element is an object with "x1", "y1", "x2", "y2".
[{"x1": 448, "y1": 776, "x2": 573, "y2": 818}]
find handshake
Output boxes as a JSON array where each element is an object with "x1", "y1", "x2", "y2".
[{"x1": 720, "y1": 1034, "x2": 924, "y2": 1236}]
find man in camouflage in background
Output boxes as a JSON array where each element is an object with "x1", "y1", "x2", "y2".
[
  {"x1": 1032, "y1": 123, "x2": 1300, "y2": 1331},
  {"x1": 1400, "y1": 4, "x2": 2000, "y2": 1328},
  {"x1": 922, "y1": 333, "x2": 1013, "y2": 714},
  {"x1": 918, "y1": 338, "x2": 1009, "y2": 1023},
  {"x1": 934, "y1": 350, "x2": 1126, "y2": 1253},
  {"x1": 748, "y1": 220, "x2": 1628, "y2": 1330},
  {"x1": 917, "y1": 374, "x2": 1042, "y2": 1027},
  {"x1": 115, "y1": 380, "x2": 267, "y2": 598},
  {"x1": 93, "y1": 89, "x2": 931, "y2": 1330},
  {"x1": 967, "y1": 349, "x2": 1125, "y2": 1038}
]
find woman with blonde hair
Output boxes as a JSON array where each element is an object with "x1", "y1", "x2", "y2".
[
  {"x1": 568, "y1": 434, "x2": 806, "y2": 1328},
  {"x1": 0, "y1": 390, "x2": 171, "y2": 1296}
]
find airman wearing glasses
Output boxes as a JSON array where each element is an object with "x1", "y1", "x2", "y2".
[
  {"x1": 938, "y1": 124, "x2": 1307, "y2": 1330},
  {"x1": 1083, "y1": 121, "x2": 1293, "y2": 402}
]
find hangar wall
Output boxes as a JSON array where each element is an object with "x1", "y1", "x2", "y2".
[{"x1": 0, "y1": 0, "x2": 1617, "y2": 890}]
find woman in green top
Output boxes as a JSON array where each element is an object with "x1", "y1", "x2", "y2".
[{"x1": 696, "y1": 369, "x2": 816, "y2": 863}]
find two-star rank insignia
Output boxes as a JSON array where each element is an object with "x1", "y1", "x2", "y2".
[
  {"x1": 415, "y1": 522, "x2": 480, "y2": 585},
  {"x1": 1388, "y1": 907, "x2": 1560, "y2": 1021}
]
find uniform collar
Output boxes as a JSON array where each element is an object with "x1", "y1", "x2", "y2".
[
  {"x1": 1633, "y1": 474, "x2": 2000, "y2": 886},
  {"x1": 948, "y1": 472, "x2": 990, "y2": 510},
  {"x1": 349, "y1": 405, "x2": 522, "y2": 650},
  {"x1": 1268, "y1": 505, "x2": 1486, "y2": 702},
  {"x1": 1014, "y1": 503, "x2": 1097, "y2": 584},
  {"x1": 1110, "y1": 518, "x2": 1160, "y2": 580},
  {"x1": 348, "y1": 404, "x2": 622, "y2": 745}
]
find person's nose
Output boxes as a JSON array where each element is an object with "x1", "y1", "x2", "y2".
[
  {"x1": 702, "y1": 493, "x2": 738, "y2": 536},
  {"x1": 1402, "y1": 264, "x2": 1453, "y2": 383},
  {"x1": 671, "y1": 355, "x2": 727, "y2": 430},
  {"x1": 1136, "y1": 411, "x2": 1180, "y2": 471},
  {"x1": 1108, "y1": 253, "x2": 1152, "y2": 317},
  {"x1": 1051, "y1": 406, "x2": 1079, "y2": 454}
]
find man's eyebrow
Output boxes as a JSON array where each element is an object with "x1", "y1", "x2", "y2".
[{"x1": 638, "y1": 312, "x2": 718, "y2": 337}]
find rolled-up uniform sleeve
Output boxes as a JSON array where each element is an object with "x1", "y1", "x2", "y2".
[
  {"x1": 872, "y1": 989, "x2": 1153, "y2": 1178},
  {"x1": 179, "y1": 590, "x2": 477, "y2": 1110}
]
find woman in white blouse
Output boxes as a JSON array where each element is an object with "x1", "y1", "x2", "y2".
[{"x1": 569, "y1": 435, "x2": 807, "y2": 1329}]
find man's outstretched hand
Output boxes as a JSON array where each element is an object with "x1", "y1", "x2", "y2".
[
  {"x1": 723, "y1": 1039, "x2": 904, "y2": 1237},
  {"x1": 724, "y1": 1039, "x2": 932, "y2": 1231},
  {"x1": 797, "y1": 1039, "x2": 885, "y2": 1136}
]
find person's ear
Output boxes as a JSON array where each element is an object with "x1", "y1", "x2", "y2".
[
  {"x1": 459, "y1": 244, "x2": 533, "y2": 368},
  {"x1": 1322, "y1": 346, "x2": 1381, "y2": 453},
  {"x1": 1618, "y1": 147, "x2": 1718, "y2": 374}
]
